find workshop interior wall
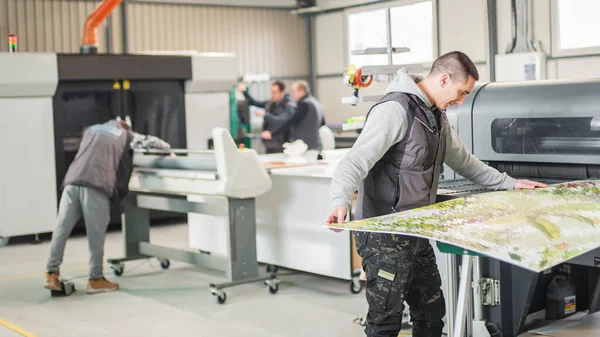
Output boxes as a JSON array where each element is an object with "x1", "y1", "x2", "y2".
[
  {"x1": 314, "y1": 0, "x2": 600, "y2": 124},
  {"x1": 496, "y1": 0, "x2": 600, "y2": 80},
  {"x1": 312, "y1": 0, "x2": 490, "y2": 124},
  {"x1": 0, "y1": 0, "x2": 310, "y2": 100},
  {"x1": 0, "y1": 0, "x2": 115, "y2": 53}
]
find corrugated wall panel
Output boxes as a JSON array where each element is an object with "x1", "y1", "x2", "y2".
[
  {"x1": 126, "y1": 2, "x2": 309, "y2": 78},
  {"x1": 0, "y1": 0, "x2": 111, "y2": 53}
]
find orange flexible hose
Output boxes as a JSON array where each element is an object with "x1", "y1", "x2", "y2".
[{"x1": 81, "y1": 0, "x2": 122, "y2": 46}]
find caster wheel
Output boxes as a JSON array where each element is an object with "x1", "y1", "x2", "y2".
[
  {"x1": 159, "y1": 258, "x2": 170, "y2": 270},
  {"x1": 266, "y1": 265, "x2": 279, "y2": 273},
  {"x1": 486, "y1": 322, "x2": 503, "y2": 337},
  {"x1": 111, "y1": 263, "x2": 124, "y2": 277},
  {"x1": 268, "y1": 283, "x2": 279, "y2": 295},
  {"x1": 350, "y1": 279, "x2": 363, "y2": 294},
  {"x1": 211, "y1": 288, "x2": 227, "y2": 304},
  {"x1": 0, "y1": 237, "x2": 9, "y2": 247},
  {"x1": 217, "y1": 292, "x2": 227, "y2": 304}
]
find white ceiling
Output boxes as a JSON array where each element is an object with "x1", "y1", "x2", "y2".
[{"x1": 130, "y1": 0, "x2": 298, "y2": 8}]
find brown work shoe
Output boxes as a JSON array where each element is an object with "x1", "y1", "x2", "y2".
[
  {"x1": 86, "y1": 277, "x2": 119, "y2": 294},
  {"x1": 44, "y1": 272, "x2": 62, "y2": 291}
]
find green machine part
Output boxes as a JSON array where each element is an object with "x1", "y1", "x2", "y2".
[
  {"x1": 229, "y1": 85, "x2": 251, "y2": 148},
  {"x1": 436, "y1": 242, "x2": 484, "y2": 257}
]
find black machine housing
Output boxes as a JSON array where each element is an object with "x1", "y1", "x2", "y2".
[{"x1": 53, "y1": 53, "x2": 192, "y2": 225}]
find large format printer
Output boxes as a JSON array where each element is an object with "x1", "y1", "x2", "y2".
[
  {"x1": 441, "y1": 77, "x2": 600, "y2": 337},
  {"x1": 0, "y1": 51, "x2": 237, "y2": 246}
]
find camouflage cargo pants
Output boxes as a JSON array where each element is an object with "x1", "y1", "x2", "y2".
[{"x1": 354, "y1": 232, "x2": 445, "y2": 337}]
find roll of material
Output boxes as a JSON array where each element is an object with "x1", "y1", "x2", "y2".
[{"x1": 133, "y1": 155, "x2": 217, "y2": 171}]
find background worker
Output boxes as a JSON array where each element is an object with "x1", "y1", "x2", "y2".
[
  {"x1": 238, "y1": 81, "x2": 296, "y2": 153},
  {"x1": 45, "y1": 119, "x2": 172, "y2": 294},
  {"x1": 325, "y1": 51, "x2": 546, "y2": 337},
  {"x1": 261, "y1": 80, "x2": 325, "y2": 151}
]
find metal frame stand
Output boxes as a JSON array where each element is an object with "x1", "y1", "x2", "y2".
[
  {"x1": 107, "y1": 192, "x2": 280, "y2": 304},
  {"x1": 449, "y1": 254, "x2": 492, "y2": 337}
]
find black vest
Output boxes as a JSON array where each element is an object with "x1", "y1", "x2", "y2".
[{"x1": 356, "y1": 92, "x2": 447, "y2": 220}]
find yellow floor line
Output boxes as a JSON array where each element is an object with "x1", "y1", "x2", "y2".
[
  {"x1": 0, "y1": 318, "x2": 38, "y2": 337},
  {"x1": 397, "y1": 332, "x2": 411, "y2": 337},
  {"x1": 0, "y1": 263, "x2": 108, "y2": 282},
  {"x1": 0, "y1": 272, "x2": 45, "y2": 282}
]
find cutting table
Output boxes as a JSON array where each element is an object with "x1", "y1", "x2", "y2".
[
  {"x1": 107, "y1": 127, "x2": 275, "y2": 303},
  {"x1": 187, "y1": 149, "x2": 368, "y2": 293}
]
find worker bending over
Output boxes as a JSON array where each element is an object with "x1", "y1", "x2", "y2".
[
  {"x1": 325, "y1": 51, "x2": 546, "y2": 337},
  {"x1": 238, "y1": 81, "x2": 296, "y2": 153},
  {"x1": 45, "y1": 119, "x2": 172, "y2": 294},
  {"x1": 261, "y1": 80, "x2": 325, "y2": 151}
]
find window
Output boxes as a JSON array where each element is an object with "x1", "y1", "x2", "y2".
[
  {"x1": 552, "y1": 0, "x2": 600, "y2": 56},
  {"x1": 391, "y1": 1, "x2": 434, "y2": 65},
  {"x1": 347, "y1": 0, "x2": 435, "y2": 68},
  {"x1": 348, "y1": 9, "x2": 389, "y2": 67}
]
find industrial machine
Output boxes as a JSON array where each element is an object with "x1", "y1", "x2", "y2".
[
  {"x1": 0, "y1": 53, "x2": 58, "y2": 246},
  {"x1": 107, "y1": 127, "x2": 276, "y2": 304},
  {"x1": 0, "y1": 50, "x2": 238, "y2": 246},
  {"x1": 442, "y1": 77, "x2": 600, "y2": 337},
  {"x1": 1, "y1": 0, "x2": 239, "y2": 245},
  {"x1": 54, "y1": 51, "x2": 238, "y2": 226},
  {"x1": 53, "y1": 53, "x2": 192, "y2": 225}
]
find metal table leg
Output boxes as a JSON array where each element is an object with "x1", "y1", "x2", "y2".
[
  {"x1": 446, "y1": 254, "x2": 458, "y2": 336},
  {"x1": 453, "y1": 254, "x2": 473, "y2": 337}
]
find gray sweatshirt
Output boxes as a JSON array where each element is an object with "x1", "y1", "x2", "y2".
[{"x1": 330, "y1": 69, "x2": 517, "y2": 211}]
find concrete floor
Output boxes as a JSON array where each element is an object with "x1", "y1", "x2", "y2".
[{"x1": 0, "y1": 223, "x2": 412, "y2": 337}]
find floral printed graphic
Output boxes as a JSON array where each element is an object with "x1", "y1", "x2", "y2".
[{"x1": 326, "y1": 180, "x2": 600, "y2": 272}]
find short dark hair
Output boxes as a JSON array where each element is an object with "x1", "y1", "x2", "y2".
[
  {"x1": 429, "y1": 51, "x2": 479, "y2": 83},
  {"x1": 272, "y1": 81, "x2": 286, "y2": 92}
]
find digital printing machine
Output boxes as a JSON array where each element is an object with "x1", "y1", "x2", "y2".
[
  {"x1": 107, "y1": 127, "x2": 276, "y2": 303},
  {"x1": 440, "y1": 77, "x2": 600, "y2": 337},
  {"x1": 0, "y1": 51, "x2": 238, "y2": 246}
]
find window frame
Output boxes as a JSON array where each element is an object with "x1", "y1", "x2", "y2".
[
  {"x1": 550, "y1": 0, "x2": 600, "y2": 57},
  {"x1": 343, "y1": 0, "x2": 439, "y2": 68}
]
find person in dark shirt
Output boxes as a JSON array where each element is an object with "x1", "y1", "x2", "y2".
[
  {"x1": 44, "y1": 119, "x2": 171, "y2": 294},
  {"x1": 261, "y1": 80, "x2": 325, "y2": 151},
  {"x1": 238, "y1": 81, "x2": 296, "y2": 153}
]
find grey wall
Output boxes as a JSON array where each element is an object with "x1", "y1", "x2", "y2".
[
  {"x1": 312, "y1": 0, "x2": 600, "y2": 124},
  {"x1": 0, "y1": 0, "x2": 310, "y2": 99}
]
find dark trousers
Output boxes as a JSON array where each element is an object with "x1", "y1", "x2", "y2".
[{"x1": 354, "y1": 232, "x2": 446, "y2": 337}]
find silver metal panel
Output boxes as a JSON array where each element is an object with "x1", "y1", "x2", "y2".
[
  {"x1": 565, "y1": 247, "x2": 600, "y2": 268},
  {"x1": 134, "y1": 154, "x2": 217, "y2": 171},
  {"x1": 471, "y1": 78, "x2": 600, "y2": 165},
  {"x1": 185, "y1": 92, "x2": 231, "y2": 150},
  {"x1": 0, "y1": 53, "x2": 58, "y2": 97},
  {"x1": 133, "y1": 168, "x2": 218, "y2": 180},
  {"x1": 139, "y1": 242, "x2": 228, "y2": 272},
  {"x1": 445, "y1": 82, "x2": 487, "y2": 154},
  {"x1": 0, "y1": 97, "x2": 57, "y2": 238},
  {"x1": 136, "y1": 195, "x2": 228, "y2": 216}
]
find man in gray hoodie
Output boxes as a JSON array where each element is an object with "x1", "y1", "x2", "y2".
[
  {"x1": 45, "y1": 119, "x2": 172, "y2": 294},
  {"x1": 325, "y1": 51, "x2": 546, "y2": 337}
]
